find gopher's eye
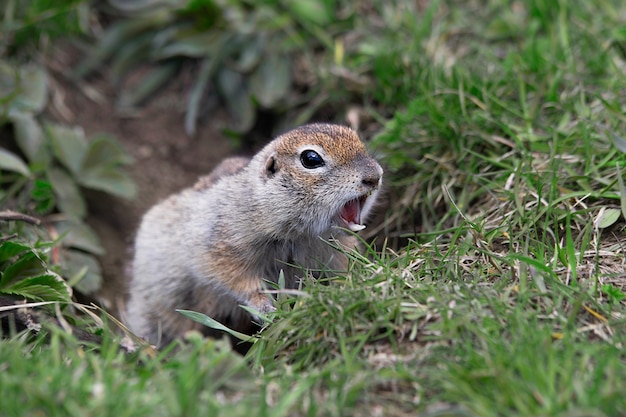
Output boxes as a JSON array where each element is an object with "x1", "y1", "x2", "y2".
[{"x1": 300, "y1": 150, "x2": 325, "y2": 169}]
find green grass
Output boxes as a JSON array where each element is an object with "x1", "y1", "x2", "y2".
[
  {"x1": 2, "y1": 0, "x2": 626, "y2": 416},
  {"x1": 0, "y1": 327, "x2": 263, "y2": 417}
]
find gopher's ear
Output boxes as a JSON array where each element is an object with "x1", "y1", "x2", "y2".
[{"x1": 264, "y1": 153, "x2": 278, "y2": 178}]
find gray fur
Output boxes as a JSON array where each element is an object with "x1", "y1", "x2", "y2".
[{"x1": 126, "y1": 124, "x2": 383, "y2": 346}]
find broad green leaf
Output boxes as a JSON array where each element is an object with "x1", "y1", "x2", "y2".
[
  {"x1": 75, "y1": 18, "x2": 168, "y2": 78},
  {"x1": 0, "y1": 61, "x2": 16, "y2": 100},
  {"x1": 233, "y1": 36, "x2": 264, "y2": 73},
  {"x1": 156, "y1": 32, "x2": 222, "y2": 59},
  {"x1": 117, "y1": 62, "x2": 180, "y2": 110},
  {"x1": 46, "y1": 123, "x2": 87, "y2": 176},
  {"x1": 594, "y1": 208, "x2": 621, "y2": 229},
  {"x1": 185, "y1": 57, "x2": 216, "y2": 137},
  {"x1": 78, "y1": 166, "x2": 137, "y2": 199},
  {"x1": 0, "y1": 241, "x2": 32, "y2": 263},
  {"x1": 601, "y1": 284, "x2": 625, "y2": 303},
  {"x1": 183, "y1": 34, "x2": 229, "y2": 136},
  {"x1": 216, "y1": 67, "x2": 255, "y2": 133},
  {"x1": 249, "y1": 52, "x2": 291, "y2": 108},
  {"x1": 0, "y1": 148, "x2": 30, "y2": 176},
  {"x1": 54, "y1": 221, "x2": 104, "y2": 255},
  {"x1": 286, "y1": 0, "x2": 333, "y2": 26},
  {"x1": 10, "y1": 112, "x2": 49, "y2": 167},
  {"x1": 0, "y1": 251, "x2": 46, "y2": 288},
  {"x1": 12, "y1": 65, "x2": 48, "y2": 113},
  {"x1": 62, "y1": 249, "x2": 101, "y2": 295},
  {"x1": 0, "y1": 63, "x2": 48, "y2": 113},
  {"x1": 30, "y1": 179, "x2": 56, "y2": 214},
  {"x1": 47, "y1": 167, "x2": 86, "y2": 219},
  {"x1": 80, "y1": 134, "x2": 133, "y2": 172},
  {"x1": 3, "y1": 273, "x2": 71, "y2": 302},
  {"x1": 609, "y1": 131, "x2": 626, "y2": 153},
  {"x1": 110, "y1": 32, "x2": 155, "y2": 86}
]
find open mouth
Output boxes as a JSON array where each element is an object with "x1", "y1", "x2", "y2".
[{"x1": 338, "y1": 194, "x2": 370, "y2": 232}]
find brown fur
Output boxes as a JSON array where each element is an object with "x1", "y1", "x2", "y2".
[{"x1": 193, "y1": 157, "x2": 250, "y2": 191}]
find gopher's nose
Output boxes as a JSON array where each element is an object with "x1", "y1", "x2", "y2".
[
  {"x1": 362, "y1": 174, "x2": 381, "y2": 189},
  {"x1": 361, "y1": 163, "x2": 383, "y2": 189}
]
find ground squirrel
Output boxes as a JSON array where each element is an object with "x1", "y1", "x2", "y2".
[{"x1": 126, "y1": 123, "x2": 383, "y2": 347}]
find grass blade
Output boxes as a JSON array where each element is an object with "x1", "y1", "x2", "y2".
[{"x1": 176, "y1": 309, "x2": 255, "y2": 342}]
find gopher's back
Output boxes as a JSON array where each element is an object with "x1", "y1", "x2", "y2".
[
  {"x1": 127, "y1": 189, "x2": 200, "y2": 345},
  {"x1": 127, "y1": 157, "x2": 250, "y2": 346}
]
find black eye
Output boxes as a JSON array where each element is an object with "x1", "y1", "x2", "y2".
[{"x1": 300, "y1": 150, "x2": 325, "y2": 169}]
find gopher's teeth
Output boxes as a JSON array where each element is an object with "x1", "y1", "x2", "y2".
[{"x1": 348, "y1": 223, "x2": 366, "y2": 232}]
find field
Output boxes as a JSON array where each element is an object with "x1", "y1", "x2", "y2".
[{"x1": 1, "y1": 1, "x2": 625, "y2": 416}]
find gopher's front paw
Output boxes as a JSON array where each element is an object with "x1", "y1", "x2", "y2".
[{"x1": 247, "y1": 292, "x2": 276, "y2": 317}]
